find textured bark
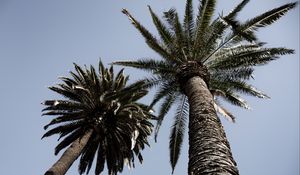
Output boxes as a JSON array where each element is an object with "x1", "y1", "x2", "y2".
[
  {"x1": 44, "y1": 130, "x2": 93, "y2": 175},
  {"x1": 184, "y1": 76, "x2": 239, "y2": 175}
]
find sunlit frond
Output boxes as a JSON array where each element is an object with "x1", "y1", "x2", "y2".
[{"x1": 213, "y1": 101, "x2": 235, "y2": 123}]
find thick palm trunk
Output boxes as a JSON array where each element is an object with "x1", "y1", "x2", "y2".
[
  {"x1": 44, "y1": 130, "x2": 93, "y2": 175},
  {"x1": 184, "y1": 76, "x2": 239, "y2": 175}
]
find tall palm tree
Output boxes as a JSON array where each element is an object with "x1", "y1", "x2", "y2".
[
  {"x1": 42, "y1": 61, "x2": 153, "y2": 175},
  {"x1": 113, "y1": 0, "x2": 297, "y2": 174}
]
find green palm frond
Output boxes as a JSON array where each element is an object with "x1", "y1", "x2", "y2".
[
  {"x1": 230, "y1": 81, "x2": 269, "y2": 99},
  {"x1": 210, "y1": 67, "x2": 254, "y2": 81},
  {"x1": 193, "y1": 0, "x2": 216, "y2": 54},
  {"x1": 173, "y1": 13, "x2": 185, "y2": 58},
  {"x1": 207, "y1": 42, "x2": 264, "y2": 64},
  {"x1": 148, "y1": 6, "x2": 175, "y2": 52},
  {"x1": 149, "y1": 80, "x2": 178, "y2": 109},
  {"x1": 215, "y1": 79, "x2": 270, "y2": 99},
  {"x1": 112, "y1": 59, "x2": 175, "y2": 74},
  {"x1": 154, "y1": 92, "x2": 177, "y2": 142},
  {"x1": 198, "y1": 18, "x2": 227, "y2": 61},
  {"x1": 133, "y1": 76, "x2": 165, "y2": 91},
  {"x1": 163, "y1": 8, "x2": 187, "y2": 62},
  {"x1": 170, "y1": 95, "x2": 188, "y2": 173},
  {"x1": 42, "y1": 61, "x2": 154, "y2": 175},
  {"x1": 210, "y1": 47, "x2": 294, "y2": 69},
  {"x1": 240, "y1": 2, "x2": 298, "y2": 33},
  {"x1": 163, "y1": 8, "x2": 177, "y2": 29},
  {"x1": 225, "y1": 0, "x2": 250, "y2": 21},
  {"x1": 183, "y1": 0, "x2": 195, "y2": 48},
  {"x1": 222, "y1": 91, "x2": 250, "y2": 109},
  {"x1": 121, "y1": 9, "x2": 174, "y2": 63}
]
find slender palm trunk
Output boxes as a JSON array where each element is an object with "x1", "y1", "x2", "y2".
[
  {"x1": 44, "y1": 130, "x2": 93, "y2": 175},
  {"x1": 184, "y1": 76, "x2": 239, "y2": 175}
]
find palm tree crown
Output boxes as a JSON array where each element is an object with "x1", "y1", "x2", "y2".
[
  {"x1": 42, "y1": 61, "x2": 153, "y2": 175},
  {"x1": 114, "y1": 0, "x2": 297, "y2": 172}
]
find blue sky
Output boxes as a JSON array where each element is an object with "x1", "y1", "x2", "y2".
[{"x1": 0, "y1": 0, "x2": 299, "y2": 174}]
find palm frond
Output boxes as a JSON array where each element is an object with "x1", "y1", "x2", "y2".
[
  {"x1": 112, "y1": 59, "x2": 175, "y2": 74},
  {"x1": 154, "y1": 92, "x2": 177, "y2": 142},
  {"x1": 48, "y1": 86, "x2": 81, "y2": 102},
  {"x1": 183, "y1": 0, "x2": 194, "y2": 49},
  {"x1": 163, "y1": 8, "x2": 177, "y2": 29},
  {"x1": 59, "y1": 76, "x2": 78, "y2": 88},
  {"x1": 113, "y1": 68, "x2": 127, "y2": 91},
  {"x1": 98, "y1": 60, "x2": 105, "y2": 78},
  {"x1": 193, "y1": 0, "x2": 216, "y2": 54},
  {"x1": 225, "y1": 0, "x2": 250, "y2": 21},
  {"x1": 199, "y1": 18, "x2": 227, "y2": 62},
  {"x1": 148, "y1": 6, "x2": 175, "y2": 52},
  {"x1": 95, "y1": 143, "x2": 105, "y2": 175},
  {"x1": 149, "y1": 80, "x2": 178, "y2": 109},
  {"x1": 42, "y1": 121, "x2": 83, "y2": 138},
  {"x1": 222, "y1": 91, "x2": 250, "y2": 109},
  {"x1": 109, "y1": 79, "x2": 150, "y2": 102},
  {"x1": 169, "y1": 95, "x2": 188, "y2": 173},
  {"x1": 42, "y1": 113, "x2": 84, "y2": 130},
  {"x1": 74, "y1": 63, "x2": 90, "y2": 86},
  {"x1": 42, "y1": 100, "x2": 85, "y2": 113},
  {"x1": 163, "y1": 8, "x2": 187, "y2": 61},
  {"x1": 78, "y1": 134, "x2": 98, "y2": 174},
  {"x1": 213, "y1": 101, "x2": 235, "y2": 123},
  {"x1": 210, "y1": 67, "x2": 254, "y2": 81},
  {"x1": 226, "y1": 81, "x2": 269, "y2": 99},
  {"x1": 240, "y1": 2, "x2": 298, "y2": 33},
  {"x1": 223, "y1": 18, "x2": 258, "y2": 43},
  {"x1": 54, "y1": 128, "x2": 84, "y2": 155},
  {"x1": 210, "y1": 47, "x2": 294, "y2": 70},
  {"x1": 195, "y1": 0, "x2": 216, "y2": 36},
  {"x1": 122, "y1": 9, "x2": 174, "y2": 63}
]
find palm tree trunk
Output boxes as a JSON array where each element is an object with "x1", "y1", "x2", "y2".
[
  {"x1": 184, "y1": 76, "x2": 239, "y2": 175},
  {"x1": 44, "y1": 130, "x2": 93, "y2": 175}
]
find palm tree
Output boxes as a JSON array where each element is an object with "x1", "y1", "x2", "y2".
[
  {"x1": 113, "y1": 0, "x2": 297, "y2": 174},
  {"x1": 42, "y1": 61, "x2": 153, "y2": 175}
]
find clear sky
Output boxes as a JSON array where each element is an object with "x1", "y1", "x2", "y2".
[{"x1": 0, "y1": 0, "x2": 299, "y2": 175}]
